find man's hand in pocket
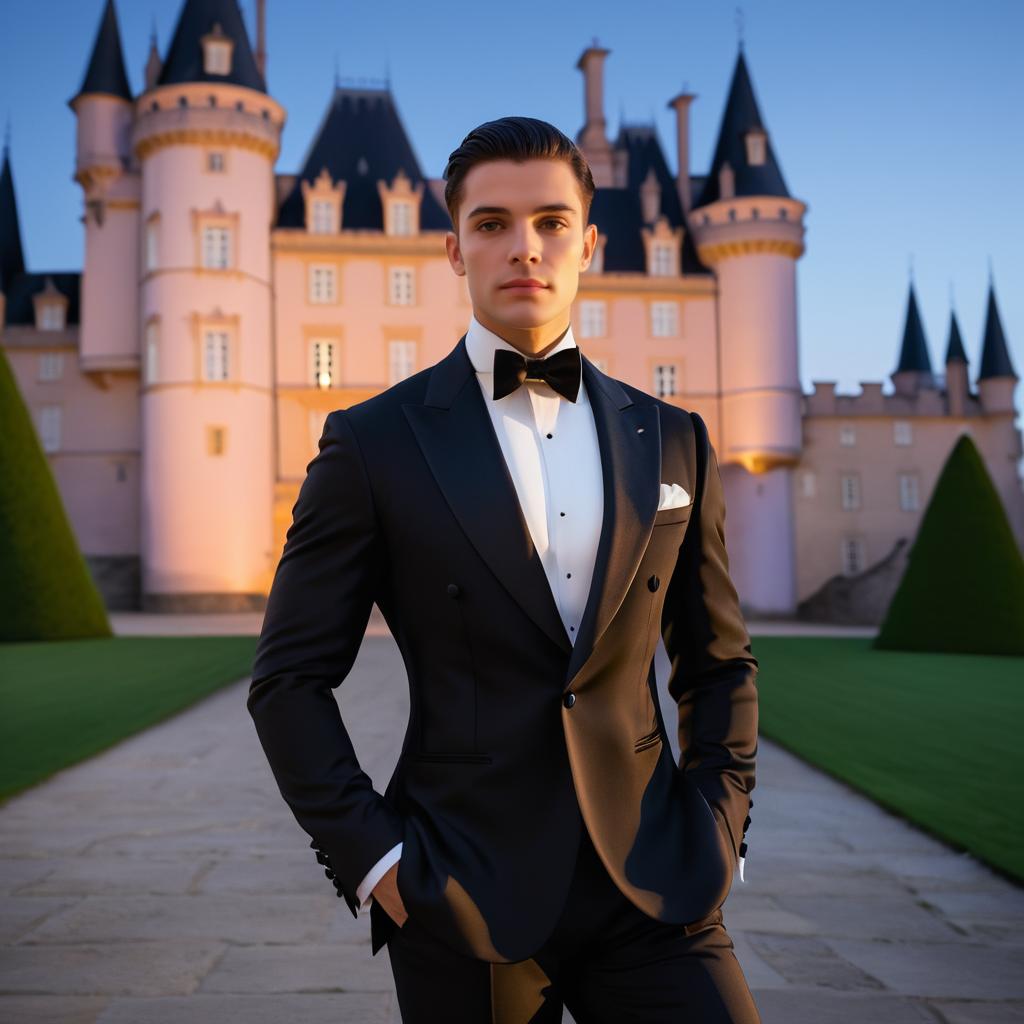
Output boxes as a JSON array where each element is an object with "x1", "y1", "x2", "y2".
[{"x1": 371, "y1": 860, "x2": 408, "y2": 927}]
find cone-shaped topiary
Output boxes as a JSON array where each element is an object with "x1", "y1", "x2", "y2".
[
  {"x1": 0, "y1": 344, "x2": 111, "y2": 641},
  {"x1": 875, "y1": 433, "x2": 1024, "y2": 655}
]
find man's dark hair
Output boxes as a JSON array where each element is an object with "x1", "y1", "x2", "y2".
[{"x1": 443, "y1": 116, "x2": 596, "y2": 231}]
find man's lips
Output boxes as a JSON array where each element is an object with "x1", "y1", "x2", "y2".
[{"x1": 500, "y1": 280, "x2": 548, "y2": 290}]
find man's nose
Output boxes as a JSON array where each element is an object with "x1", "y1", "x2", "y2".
[{"x1": 508, "y1": 225, "x2": 541, "y2": 264}]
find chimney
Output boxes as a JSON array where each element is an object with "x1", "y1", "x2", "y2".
[
  {"x1": 255, "y1": 0, "x2": 267, "y2": 80},
  {"x1": 575, "y1": 42, "x2": 614, "y2": 187},
  {"x1": 667, "y1": 91, "x2": 696, "y2": 212}
]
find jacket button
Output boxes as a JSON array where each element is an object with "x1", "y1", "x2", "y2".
[
  {"x1": 563, "y1": 692, "x2": 576, "y2": 708},
  {"x1": 648, "y1": 574, "x2": 660, "y2": 592},
  {"x1": 447, "y1": 583, "x2": 460, "y2": 598}
]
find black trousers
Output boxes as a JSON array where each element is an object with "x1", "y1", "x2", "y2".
[{"x1": 383, "y1": 824, "x2": 761, "y2": 1023}]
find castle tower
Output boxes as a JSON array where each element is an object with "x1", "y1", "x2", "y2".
[
  {"x1": 132, "y1": 0, "x2": 285, "y2": 610},
  {"x1": 687, "y1": 50, "x2": 807, "y2": 615},
  {"x1": 68, "y1": 0, "x2": 140, "y2": 375},
  {"x1": 943, "y1": 309, "x2": 969, "y2": 417},
  {"x1": 977, "y1": 279, "x2": 1017, "y2": 416},
  {"x1": 891, "y1": 281, "x2": 935, "y2": 396}
]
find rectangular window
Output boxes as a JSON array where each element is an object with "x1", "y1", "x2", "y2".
[
  {"x1": 654, "y1": 364, "x2": 676, "y2": 398},
  {"x1": 37, "y1": 353, "x2": 64, "y2": 382},
  {"x1": 311, "y1": 199, "x2": 336, "y2": 234},
  {"x1": 898, "y1": 472, "x2": 920, "y2": 511},
  {"x1": 839, "y1": 424, "x2": 856, "y2": 447},
  {"x1": 893, "y1": 420, "x2": 913, "y2": 446},
  {"x1": 311, "y1": 339, "x2": 336, "y2": 388},
  {"x1": 650, "y1": 242, "x2": 675, "y2": 276},
  {"x1": 145, "y1": 220, "x2": 159, "y2": 271},
  {"x1": 579, "y1": 300, "x2": 606, "y2": 339},
  {"x1": 308, "y1": 264, "x2": 337, "y2": 304},
  {"x1": 390, "y1": 200, "x2": 413, "y2": 236},
  {"x1": 207, "y1": 151, "x2": 225, "y2": 172},
  {"x1": 388, "y1": 266, "x2": 415, "y2": 306},
  {"x1": 389, "y1": 340, "x2": 416, "y2": 384},
  {"x1": 650, "y1": 301, "x2": 679, "y2": 337},
  {"x1": 840, "y1": 473, "x2": 861, "y2": 510},
  {"x1": 203, "y1": 329, "x2": 230, "y2": 381},
  {"x1": 841, "y1": 537, "x2": 865, "y2": 576},
  {"x1": 145, "y1": 322, "x2": 159, "y2": 384},
  {"x1": 39, "y1": 304, "x2": 64, "y2": 331},
  {"x1": 38, "y1": 405, "x2": 62, "y2": 452},
  {"x1": 201, "y1": 226, "x2": 231, "y2": 269},
  {"x1": 203, "y1": 41, "x2": 231, "y2": 75}
]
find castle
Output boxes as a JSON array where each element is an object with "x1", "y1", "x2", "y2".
[{"x1": 2, "y1": 0, "x2": 1020, "y2": 619}]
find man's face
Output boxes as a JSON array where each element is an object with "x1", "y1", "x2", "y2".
[{"x1": 445, "y1": 159, "x2": 598, "y2": 334}]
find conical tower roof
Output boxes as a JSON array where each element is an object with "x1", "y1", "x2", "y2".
[
  {"x1": 694, "y1": 50, "x2": 790, "y2": 208},
  {"x1": 978, "y1": 281, "x2": 1017, "y2": 380},
  {"x1": 0, "y1": 144, "x2": 25, "y2": 293},
  {"x1": 943, "y1": 309, "x2": 968, "y2": 365},
  {"x1": 71, "y1": 0, "x2": 132, "y2": 103},
  {"x1": 895, "y1": 281, "x2": 933, "y2": 375}
]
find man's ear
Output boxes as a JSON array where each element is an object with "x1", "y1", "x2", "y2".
[
  {"x1": 445, "y1": 230, "x2": 466, "y2": 277},
  {"x1": 579, "y1": 222, "x2": 599, "y2": 272}
]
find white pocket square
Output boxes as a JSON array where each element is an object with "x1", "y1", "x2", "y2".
[{"x1": 657, "y1": 482, "x2": 692, "y2": 511}]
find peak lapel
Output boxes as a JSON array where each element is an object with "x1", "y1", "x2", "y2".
[
  {"x1": 403, "y1": 336, "x2": 572, "y2": 656},
  {"x1": 565, "y1": 356, "x2": 662, "y2": 688}
]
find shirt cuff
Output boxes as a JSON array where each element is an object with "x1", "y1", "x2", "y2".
[{"x1": 355, "y1": 842, "x2": 403, "y2": 908}]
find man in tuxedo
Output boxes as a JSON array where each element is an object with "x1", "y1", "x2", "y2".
[{"x1": 248, "y1": 115, "x2": 760, "y2": 1022}]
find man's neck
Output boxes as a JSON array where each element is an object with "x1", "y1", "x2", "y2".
[{"x1": 472, "y1": 308, "x2": 572, "y2": 358}]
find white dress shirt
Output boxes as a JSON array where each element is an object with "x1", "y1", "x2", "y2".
[{"x1": 355, "y1": 314, "x2": 605, "y2": 908}]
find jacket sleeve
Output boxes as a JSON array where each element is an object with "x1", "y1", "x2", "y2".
[
  {"x1": 659, "y1": 410, "x2": 758, "y2": 869},
  {"x1": 247, "y1": 408, "x2": 404, "y2": 916}
]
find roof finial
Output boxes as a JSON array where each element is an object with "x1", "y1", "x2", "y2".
[
  {"x1": 949, "y1": 279, "x2": 955, "y2": 311},
  {"x1": 908, "y1": 252, "x2": 914, "y2": 283},
  {"x1": 150, "y1": 14, "x2": 157, "y2": 47},
  {"x1": 987, "y1": 254, "x2": 994, "y2": 287},
  {"x1": 735, "y1": 7, "x2": 745, "y2": 50}
]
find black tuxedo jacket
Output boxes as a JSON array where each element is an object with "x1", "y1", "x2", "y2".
[{"x1": 247, "y1": 334, "x2": 758, "y2": 964}]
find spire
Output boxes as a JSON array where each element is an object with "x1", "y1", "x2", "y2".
[
  {"x1": 0, "y1": 142, "x2": 26, "y2": 292},
  {"x1": 71, "y1": 0, "x2": 132, "y2": 104},
  {"x1": 157, "y1": 0, "x2": 266, "y2": 94},
  {"x1": 895, "y1": 281, "x2": 933, "y2": 375},
  {"x1": 944, "y1": 309, "x2": 968, "y2": 365},
  {"x1": 694, "y1": 50, "x2": 789, "y2": 208},
  {"x1": 978, "y1": 279, "x2": 1017, "y2": 380}
]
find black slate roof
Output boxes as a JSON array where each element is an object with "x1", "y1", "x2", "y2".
[
  {"x1": 694, "y1": 50, "x2": 789, "y2": 209},
  {"x1": 71, "y1": 0, "x2": 132, "y2": 103},
  {"x1": 3, "y1": 273, "x2": 81, "y2": 327},
  {"x1": 276, "y1": 86, "x2": 449, "y2": 231},
  {"x1": 157, "y1": 0, "x2": 266, "y2": 93},
  {"x1": 943, "y1": 310, "x2": 968, "y2": 365},
  {"x1": 895, "y1": 282, "x2": 933, "y2": 374},
  {"x1": 0, "y1": 148, "x2": 26, "y2": 292},
  {"x1": 585, "y1": 124, "x2": 709, "y2": 275},
  {"x1": 978, "y1": 282, "x2": 1017, "y2": 380}
]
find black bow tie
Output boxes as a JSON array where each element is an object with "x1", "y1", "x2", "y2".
[{"x1": 492, "y1": 346, "x2": 582, "y2": 403}]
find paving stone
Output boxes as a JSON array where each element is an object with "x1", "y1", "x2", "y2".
[
  {"x1": 0, "y1": 942, "x2": 224, "y2": 995},
  {"x1": 752, "y1": 988, "x2": 939, "y2": 1023},
  {"x1": 0, "y1": 995, "x2": 109, "y2": 1023},
  {"x1": 747, "y1": 933, "x2": 886, "y2": 990},
  {"x1": 827, "y1": 938, "x2": 1024, "y2": 1000},
  {"x1": 25, "y1": 894, "x2": 333, "y2": 945},
  {"x1": 0, "y1": 860, "x2": 55, "y2": 894},
  {"x1": 94, "y1": 992, "x2": 394, "y2": 1023},
  {"x1": 14, "y1": 858, "x2": 198, "y2": 897},
  {"x1": 928, "y1": 1000, "x2": 1024, "y2": 1022},
  {"x1": 198, "y1": 943, "x2": 394, "y2": 993},
  {"x1": 0, "y1": 897, "x2": 79, "y2": 943},
  {"x1": 769, "y1": 893, "x2": 961, "y2": 941}
]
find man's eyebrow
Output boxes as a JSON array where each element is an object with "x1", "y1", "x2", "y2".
[{"x1": 466, "y1": 203, "x2": 576, "y2": 219}]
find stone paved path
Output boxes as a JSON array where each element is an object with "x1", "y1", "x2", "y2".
[{"x1": 1, "y1": 625, "x2": 1022, "y2": 1023}]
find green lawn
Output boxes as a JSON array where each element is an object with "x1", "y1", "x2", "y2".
[
  {"x1": 750, "y1": 635, "x2": 1023, "y2": 882},
  {"x1": 0, "y1": 636, "x2": 257, "y2": 802}
]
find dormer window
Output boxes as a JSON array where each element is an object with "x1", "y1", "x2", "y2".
[
  {"x1": 378, "y1": 169, "x2": 423, "y2": 237},
  {"x1": 642, "y1": 216, "x2": 682, "y2": 278},
  {"x1": 745, "y1": 129, "x2": 767, "y2": 167},
  {"x1": 33, "y1": 278, "x2": 68, "y2": 331},
  {"x1": 202, "y1": 24, "x2": 234, "y2": 76},
  {"x1": 302, "y1": 168, "x2": 346, "y2": 234}
]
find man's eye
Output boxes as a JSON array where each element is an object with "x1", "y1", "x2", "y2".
[
  {"x1": 478, "y1": 221, "x2": 501, "y2": 231},
  {"x1": 541, "y1": 219, "x2": 566, "y2": 229}
]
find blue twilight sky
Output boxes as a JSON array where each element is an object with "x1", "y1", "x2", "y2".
[{"x1": 1, "y1": 0, "x2": 1020, "y2": 395}]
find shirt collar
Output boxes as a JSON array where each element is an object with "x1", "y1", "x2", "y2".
[{"x1": 465, "y1": 314, "x2": 578, "y2": 378}]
